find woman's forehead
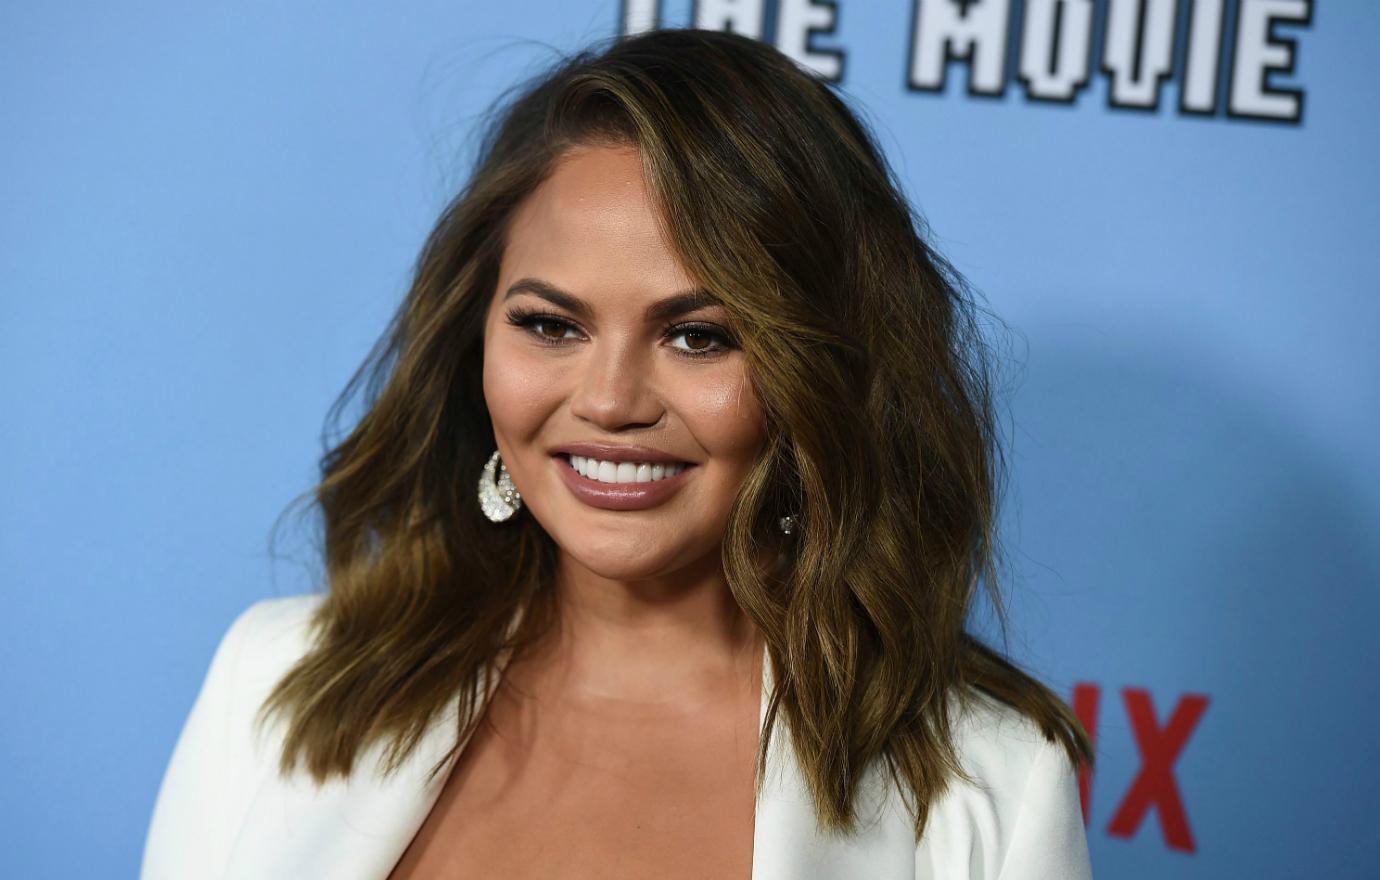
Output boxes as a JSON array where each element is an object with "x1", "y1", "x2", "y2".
[
  {"x1": 499, "y1": 147, "x2": 703, "y2": 311},
  {"x1": 517, "y1": 144, "x2": 655, "y2": 235}
]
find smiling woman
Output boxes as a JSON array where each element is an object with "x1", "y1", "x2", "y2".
[{"x1": 142, "y1": 26, "x2": 1093, "y2": 880}]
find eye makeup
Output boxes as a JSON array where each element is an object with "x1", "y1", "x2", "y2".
[{"x1": 503, "y1": 305, "x2": 740, "y2": 360}]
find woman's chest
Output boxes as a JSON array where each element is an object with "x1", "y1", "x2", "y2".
[{"x1": 387, "y1": 677, "x2": 762, "y2": 880}]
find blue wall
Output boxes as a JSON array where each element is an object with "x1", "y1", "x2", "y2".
[{"x1": 3, "y1": 1, "x2": 1376, "y2": 876}]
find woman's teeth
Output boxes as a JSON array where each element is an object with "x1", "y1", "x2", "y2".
[{"x1": 568, "y1": 455, "x2": 688, "y2": 484}]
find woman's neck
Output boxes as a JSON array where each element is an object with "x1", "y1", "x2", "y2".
[{"x1": 515, "y1": 551, "x2": 763, "y2": 706}]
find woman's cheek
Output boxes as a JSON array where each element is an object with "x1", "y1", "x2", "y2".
[
  {"x1": 681, "y1": 370, "x2": 766, "y2": 456},
  {"x1": 484, "y1": 340, "x2": 563, "y2": 430}
]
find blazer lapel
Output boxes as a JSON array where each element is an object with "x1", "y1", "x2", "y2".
[{"x1": 222, "y1": 666, "x2": 499, "y2": 880}]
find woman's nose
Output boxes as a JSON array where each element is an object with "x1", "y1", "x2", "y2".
[{"x1": 566, "y1": 337, "x2": 664, "y2": 430}]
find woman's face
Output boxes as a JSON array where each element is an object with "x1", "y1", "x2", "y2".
[{"x1": 482, "y1": 143, "x2": 766, "y2": 582}]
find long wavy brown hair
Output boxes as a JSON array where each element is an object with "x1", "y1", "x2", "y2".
[{"x1": 258, "y1": 26, "x2": 1093, "y2": 840}]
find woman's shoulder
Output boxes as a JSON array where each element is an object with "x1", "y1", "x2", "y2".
[
  {"x1": 227, "y1": 591, "x2": 325, "y2": 648},
  {"x1": 946, "y1": 685, "x2": 1076, "y2": 788},
  {"x1": 911, "y1": 685, "x2": 1092, "y2": 879},
  {"x1": 223, "y1": 593, "x2": 326, "y2": 687},
  {"x1": 213, "y1": 592, "x2": 332, "y2": 764},
  {"x1": 141, "y1": 592, "x2": 326, "y2": 879}
]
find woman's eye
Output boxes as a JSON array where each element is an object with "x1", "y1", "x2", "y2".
[
  {"x1": 667, "y1": 325, "x2": 733, "y2": 357},
  {"x1": 532, "y1": 318, "x2": 575, "y2": 341},
  {"x1": 504, "y1": 309, "x2": 580, "y2": 344}
]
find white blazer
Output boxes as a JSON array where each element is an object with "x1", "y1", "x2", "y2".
[{"x1": 141, "y1": 594, "x2": 1093, "y2": 879}]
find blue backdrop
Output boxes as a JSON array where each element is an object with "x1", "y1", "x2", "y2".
[{"x1": 3, "y1": 1, "x2": 1376, "y2": 877}]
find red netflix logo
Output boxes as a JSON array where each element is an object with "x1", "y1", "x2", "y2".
[{"x1": 1072, "y1": 684, "x2": 1211, "y2": 853}]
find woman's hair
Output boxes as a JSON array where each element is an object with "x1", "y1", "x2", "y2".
[{"x1": 258, "y1": 26, "x2": 1093, "y2": 840}]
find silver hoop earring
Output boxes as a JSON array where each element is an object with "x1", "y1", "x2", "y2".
[
  {"x1": 778, "y1": 513, "x2": 798, "y2": 536},
  {"x1": 478, "y1": 448, "x2": 522, "y2": 522}
]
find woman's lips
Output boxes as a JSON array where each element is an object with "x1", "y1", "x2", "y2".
[{"x1": 552, "y1": 454, "x2": 696, "y2": 511}]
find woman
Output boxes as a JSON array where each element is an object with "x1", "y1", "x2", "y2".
[{"x1": 142, "y1": 27, "x2": 1094, "y2": 880}]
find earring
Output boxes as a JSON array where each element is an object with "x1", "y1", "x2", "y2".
[
  {"x1": 778, "y1": 513, "x2": 798, "y2": 535},
  {"x1": 478, "y1": 448, "x2": 523, "y2": 522}
]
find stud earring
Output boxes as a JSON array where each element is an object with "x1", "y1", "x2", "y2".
[
  {"x1": 478, "y1": 448, "x2": 522, "y2": 522},
  {"x1": 778, "y1": 513, "x2": 798, "y2": 535}
]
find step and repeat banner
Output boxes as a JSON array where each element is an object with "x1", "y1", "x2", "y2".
[{"x1": 3, "y1": 2, "x2": 1375, "y2": 877}]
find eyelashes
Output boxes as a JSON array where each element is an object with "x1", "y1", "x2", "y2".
[{"x1": 503, "y1": 306, "x2": 739, "y2": 360}]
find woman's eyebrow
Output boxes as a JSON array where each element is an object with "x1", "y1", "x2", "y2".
[{"x1": 502, "y1": 277, "x2": 721, "y2": 323}]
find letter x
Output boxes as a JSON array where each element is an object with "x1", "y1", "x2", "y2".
[{"x1": 1107, "y1": 688, "x2": 1210, "y2": 852}]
